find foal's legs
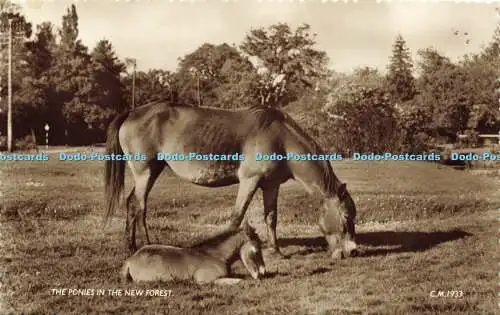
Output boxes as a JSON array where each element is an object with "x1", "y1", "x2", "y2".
[
  {"x1": 262, "y1": 184, "x2": 285, "y2": 257},
  {"x1": 225, "y1": 175, "x2": 260, "y2": 232},
  {"x1": 213, "y1": 278, "x2": 243, "y2": 285}
]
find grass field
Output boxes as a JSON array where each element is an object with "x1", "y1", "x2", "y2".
[{"x1": 1, "y1": 152, "x2": 499, "y2": 314}]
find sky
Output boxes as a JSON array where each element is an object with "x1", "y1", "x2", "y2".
[{"x1": 15, "y1": 0, "x2": 500, "y2": 74}]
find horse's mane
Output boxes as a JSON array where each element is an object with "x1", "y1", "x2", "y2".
[
  {"x1": 244, "y1": 105, "x2": 286, "y2": 131},
  {"x1": 236, "y1": 105, "x2": 342, "y2": 198},
  {"x1": 281, "y1": 110, "x2": 343, "y2": 198},
  {"x1": 283, "y1": 112, "x2": 357, "y2": 221}
]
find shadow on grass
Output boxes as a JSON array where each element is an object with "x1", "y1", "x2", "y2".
[
  {"x1": 308, "y1": 267, "x2": 331, "y2": 275},
  {"x1": 261, "y1": 270, "x2": 290, "y2": 279},
  {"x1": 279, "y1": 229, "x2": 472, "y2": 257}
]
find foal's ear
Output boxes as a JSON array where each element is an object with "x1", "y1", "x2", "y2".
[
  {"x1": 243, "y1": 221, "x2": 254, "y2": 236},
  {"x1": 243, "y1": 220, "x2": 251, "y2": 232},
  {"x1": 338, "y1": 183, "x2": 348, "y2": 200}
]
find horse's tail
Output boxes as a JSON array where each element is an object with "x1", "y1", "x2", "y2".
[
  {"x1": 120, "y1": 261, "x2": 133, "y2": 283},
  {"x1": 103, "y1": 110, "x2": 130, "y2": 228}
]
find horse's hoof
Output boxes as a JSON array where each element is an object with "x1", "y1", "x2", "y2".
[
  {"x1": 265, "y1": 248, "x2": 288, "y2": 260},
  {"x1": 349, "y1": 248, "x2": 360, "y2": 257},
  {"x1": 127, "y1": 245, "x2": 137, "y2": 255},
  {"x1": 331, "y1": 249, "x2": 343, "y2": 261}
]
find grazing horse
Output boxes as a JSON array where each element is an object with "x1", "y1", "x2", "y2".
[
  {"x1": 121, "y1": 221, "x2": 266, "y2": 285},
  {"x1": 104, "y1": 102, "x2": 358, "y2": 260}
]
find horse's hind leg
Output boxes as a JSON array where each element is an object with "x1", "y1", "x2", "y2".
[
  {"x1": 262, "y1": 184, "x2": 285, "y2": 258},
  {"x1": 128, "y1": 160, "x2": 165, "y2": 251},
  {"x1": 125, "y1": 187, "x2": 136, "y2": 253},
  {"x1": 136, "y1": 161, "x2": 165, "y2": 245}
]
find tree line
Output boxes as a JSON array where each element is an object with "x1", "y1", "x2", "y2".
[{"x1": 0, "y1": 2, "x2": 499, "y2": 153}]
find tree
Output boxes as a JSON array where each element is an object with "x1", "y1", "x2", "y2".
[
  {"x1": 482, "y1": 23, "x2": 500, "y2": 62},
  {"x1": 396, "y1": 95, "x2": 433, "y2": 151},
  {"x1": 25, "y1": 22, "x2": 56, "y2": 77},
  {"x1": 416, "y1": 48, "x2": 470, "y2": 139},
  {"x1": 176, "y1": 43, "x2": 252, "y2": 107},
  {"x1": 386, "y1": 34, "x2": 416, "y2": 104},
  {"x1": 240, "y1": 23, "x2": 328, "y2": 108},
  {"x1": 461, "y1": 59, "x2": 499, "y2": 132},
  {"x1": 214, "y1": 52, "x2": 261, "y2": 109},
  {"x1": 285, "y1": 70, "x2": 340, "y2": 149},
  {"x1": 460, "y1": 24, "x2": 500, "y2": 134},
  {"x1": 176, "y1": 43, "x2": 222, "y2": 106},
  {"x1": 50, "y1": 4, "x2": 94, "y2": 144},
  {"x1": 14, "y1": 22, "x2": 57, "y2": 144},
  {"x1": 324, "y1": 68, "x2": 399, "y2": 153},
  {"x1": 121, "y1": 69, "x2": 178, "y2": 108},
  {"x1": 87, "y1": 39, "x2": 126, "y2": 134}
]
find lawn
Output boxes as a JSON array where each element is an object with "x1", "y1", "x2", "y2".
[{"x1": 0, "y1": 152, "x2": 499, "y2": 314}]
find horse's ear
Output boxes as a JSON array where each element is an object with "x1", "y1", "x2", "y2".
[{"x1": 338, "y1": 183, "x2": 347, "y2": 200}]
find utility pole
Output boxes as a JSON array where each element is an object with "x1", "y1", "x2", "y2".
[
  {"x1": 196, "y1": 74, "x2": 200, "y2": 106},
  {"x1": 1, "y1": 18, "x2": 24, "y2": 152},
  {"x1": 125, "y1": 58, "x2": 137, "y2": 110},
  {"x1": 189, "y1": 67, "x2": 201, "y2": 106},
  {"x1": 132, "y1": 60, "x2": 136, "y2": 110},
  {"x1": 7, "y1": 19, "x2": 12, "y2": 152}
]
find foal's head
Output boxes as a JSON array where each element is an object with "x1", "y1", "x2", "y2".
[{"x1": 239, "y1": 222, "x2": 266, "y2": 280}]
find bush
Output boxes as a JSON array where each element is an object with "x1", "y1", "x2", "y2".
[
  {"x1": 0, "y1": 135, "x2": 6, "y2": 151},
  {"x1": 461, "y1": 130, "x2": 479, "y2": 148},
  {"x1": 325, "y1": 84, "x2": 401, "y2": 153},
  {"x1": 14, "y1": 134, "x2": 37, "y2": 151}
]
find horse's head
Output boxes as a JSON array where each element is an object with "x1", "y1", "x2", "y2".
[
  {"x1": 320, "y1": 182, "x2": 358, "y2": 260},
  {"x1": 240, "y1": 221, "x2": 266, "y2": 280}
]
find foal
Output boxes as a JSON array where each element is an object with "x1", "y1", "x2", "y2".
[{"x1": 121, "y1": 222, "x2": 266, "y2": 285}]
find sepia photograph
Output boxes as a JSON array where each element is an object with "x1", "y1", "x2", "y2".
[{"x1": 0, "y1": 0, "x2": 499, "y2": 314}]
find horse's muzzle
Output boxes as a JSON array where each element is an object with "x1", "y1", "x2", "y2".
[
  {"x1": 348, "y1": 248, "x2": 359, "y2": 257},
  {"x1": 343, "y1": 240, "x2": 358, "y2": 258},
  {"x1": 332, "y1": 248, "x2": 359, "y2": 260},
  {"x1": 258, "y1": 266, "x2": 266, "y2": 276}
]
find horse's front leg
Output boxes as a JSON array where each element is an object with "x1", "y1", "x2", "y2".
[
  {"x1": 262, "y1": 184, "x2": 286, "y2": 259},
  {"x1": 193, "y1": 262, "x2": 227, "y2": 284},
  {"x1": 225, "y1": 175, "x2": 260, "y2": 232}
]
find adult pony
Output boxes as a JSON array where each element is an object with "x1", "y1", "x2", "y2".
[{"x1": 103, "y1": 102, "x2": 358, "y2": 260}]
